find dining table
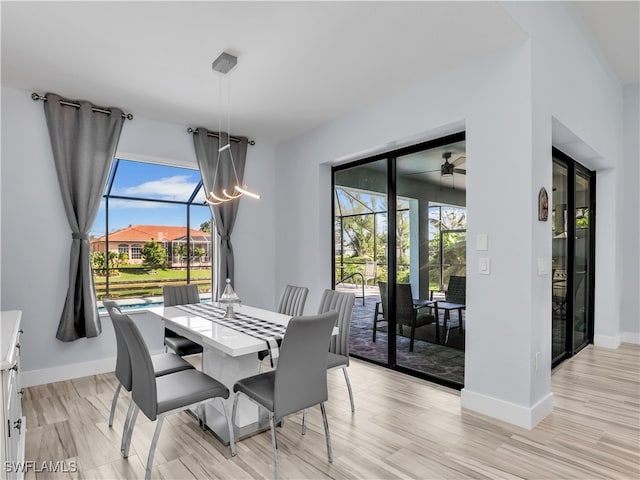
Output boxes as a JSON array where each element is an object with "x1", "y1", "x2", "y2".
[{"x1": 147, "y1": 302, "x2": 291, "y2": 445}]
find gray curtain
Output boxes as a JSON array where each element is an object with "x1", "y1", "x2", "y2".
[
  {"x1": 193, "y1": 128, "x2": 248, "y2": 295},
  {"x1": 44, "y1": 93, "x2": 125, "y2": 341}
]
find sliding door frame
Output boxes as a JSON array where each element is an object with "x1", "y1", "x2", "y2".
[
  {"x1": 551, "y1": 147, "x2": 596, "y2": 368},
  {"x1": 331, "y1": 131, "x2": 466, "y2": 389}
]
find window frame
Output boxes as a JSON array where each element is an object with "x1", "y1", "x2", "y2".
[
  {"x1": 93, "y1": 157, "x2": 217, "y2": 302},
  {"x1": 428, "y1": 203, "x2": 467, "y2": 291}
]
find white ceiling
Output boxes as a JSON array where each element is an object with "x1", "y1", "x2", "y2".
[
  {"x1": 1, "y1": 1, "x2": 637, "y2": 146},
  {"x1": 571, "y1": 1, "x2": 639, "y2": 85}
]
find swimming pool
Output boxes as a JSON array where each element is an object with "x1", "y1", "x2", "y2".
[{"x1": 98, "y1": 294, "x2": 212, "y2": 313}]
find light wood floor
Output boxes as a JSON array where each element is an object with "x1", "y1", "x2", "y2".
[{"x1": 22, "y1": 343, "x2": 639, "y2": 479}]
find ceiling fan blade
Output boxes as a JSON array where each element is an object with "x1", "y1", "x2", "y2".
[
  {"x1": 406, "y1": 169, "x2": 440, "y2": 175},
  {"x1": 454, "y1": 168, "x2": 466, "y2": 175},
  {"x1": 452, "y1": 155, "x2": 466, "y2": 167}
]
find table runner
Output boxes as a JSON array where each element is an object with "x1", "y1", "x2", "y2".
[{"x1": 175, "y1": 303, "x2": 286, "y2": 367}]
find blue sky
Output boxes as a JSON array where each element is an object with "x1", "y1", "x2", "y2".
[{"x1": 91, "y1": 159, "x2": 212, "y2": 237}]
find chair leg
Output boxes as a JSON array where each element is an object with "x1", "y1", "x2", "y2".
[
  {"x1": 269, "y1": 412, "x2": 280, "y2": 480},
  {"x1": 218, "y1": 398, "x2": 236, "y2": 457},
  {"x1": 342, "y1": 367, "x2": 355, "y2": 413},
  {"x1": 409, "y1": 325, "x2": 416, "y2": 352},
  {"x1": 232, "y1": 392, "x2": 240, "y2": 427},
  {"x1": 122, "y1": 404, "x2": 139, "y2": 458},
  {"x1": 108, "y1": 383, "x2": 122, "y2": 428},
  {"x1": 301, "y1": 409, "x2": 307, "y2": 435},
  {"x1": 120, "y1": 399, "x2": 134, "y2": 453},
  {"x1": 373, "y1": 302, "x2": 379, "y2": 342},
  {"x1": 145, "y1": 417, "x2": 164, "y2": 480},
  {"x1": 319, "y1": 402, "x2": 333, "y2": 463}
]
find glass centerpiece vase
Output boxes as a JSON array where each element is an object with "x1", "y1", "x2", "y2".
[{"x1": 220, "y1": 278, "x2": 241, "y2": 319}]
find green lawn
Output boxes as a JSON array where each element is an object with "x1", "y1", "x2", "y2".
[
  {"x1": 94, "y1": 267, "x2": 211, "y2": 283},
  {"x1": 93, "y1": 267, "x2": 212, "y2": 299}
]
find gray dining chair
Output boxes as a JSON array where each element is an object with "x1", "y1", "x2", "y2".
[
  {"x1": 232, "y1": 311, "x2": 337, "y2": 480},
  {"x1": 103, "y1": 299, "x2": 194, "y2": 441},
  {"x1": 111, "y1": 308, "x2": 235, "y2": 480},
  {"x1": 258, "y1": 284, "x2": 309, "y2": 369},
  {"x1": 163, "y1": 285, "x2": 204, "y2": 356},
  {"x1": 317, "y1": 289, "x2": 356, "y2": 413}
]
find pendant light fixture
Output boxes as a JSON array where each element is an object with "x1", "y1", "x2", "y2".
[{"x1": 205, "y1": 52, "x2": 260, "y2": 206}]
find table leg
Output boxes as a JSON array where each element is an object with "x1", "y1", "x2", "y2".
[
  {"x1": 444, "y1": 310, "x2": 450, "y2": 344},
  {"x1": 434, "y1": 305, "x2": 441, "y2": 344},
  {"x1": 201, "y1": 346, "x2": 271, "y2": 444}
]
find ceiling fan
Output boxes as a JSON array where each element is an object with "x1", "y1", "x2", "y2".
[
  {"x1": 439, "y1": 151, "x2": 466, "y2": 176},
  {"x1": 406, "y1": 151, "x2": 466, "y2": 177}
]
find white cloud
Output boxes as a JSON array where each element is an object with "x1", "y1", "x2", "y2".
[
  {"x1": 118, "y1": 175, "x2": 198, "y2": 201},
  {"x1": 107, "y1": 199, "x2": 174, "y2": 209}
]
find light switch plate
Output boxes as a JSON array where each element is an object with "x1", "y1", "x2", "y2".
[
  {"x1": 476, "y1": 234, "x2": 488, "y2": 251},
  {"x1": 537, "y1": 257, "x2": 550, "y2": 276},
  {"x1": 479, "y1": 257, "x2": 490, "y2": 274}
]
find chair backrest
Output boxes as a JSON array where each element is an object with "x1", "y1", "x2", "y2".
[
  {"x1": 378, "y1": 282, "x2": 416, "y2": 327},
  {"x1": 364, "y1": 261, "x2": 377, "y2": 280},
  {"x1": 103, "y1": 299, "x2": 133, "y2": 391},
  {"x1": 273, "y1": 311, "x2": 338, "y2": 420},
  {"x1": 163, "y1": 284, "x2": 200, "y2": 307},
  {"x1": 110, "y1": 308, "x2": 159, "y2": 420},
  {"x1": 277, "y1": 285, "x2": 308, "y2": 316},
  {"x1": 317, "y1": 289, "x2": 355, "y2": 357},
  {"x1": 446, "y1": 276, "x2": 466, "y2": 304}
]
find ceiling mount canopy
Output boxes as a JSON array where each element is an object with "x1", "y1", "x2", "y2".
[
  {"x1": 205, "y1": 51, "x2": 260, "y2": 206},
  {"x1": 212, "y1": 52, "x2": 237, "y2": 75}
]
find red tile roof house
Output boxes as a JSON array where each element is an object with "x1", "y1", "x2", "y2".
[{"x1": 90, "y1": 225, "x2": 212, "y2": 267}]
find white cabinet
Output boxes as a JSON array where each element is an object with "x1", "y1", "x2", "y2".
[{"x1": 1, "y1": 311, "x2": 24, "y2": 480}]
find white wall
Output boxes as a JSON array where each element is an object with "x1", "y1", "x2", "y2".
[
  {"x1": 276, "y1": 40, "x2": 546, "y2": 428},
  {"x1": 0, "y1": 86, "x2": 277, "y2": 382},
  {"x1": 274, "y1": 1, "x2": 627, "y2": 429},
  {"x1": 505, "y1": 2, "x2": 625, "y2": 353},
  {"x1": 621, "y1": 84, "x2": 640, "y2": 342}
]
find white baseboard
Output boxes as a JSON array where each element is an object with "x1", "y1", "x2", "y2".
[
  {"x1": 21, "y1": 348, "x2": 165, "y2": 388},
  {"x1": 460, "y1": 388, "x2": 554, "y2": 430},
  {"x1": 593, "y1": 334, "x2": 622, "y2": 349},
  {"x1": 621, "y1": 332, "x2": 640, "y2": 344}
]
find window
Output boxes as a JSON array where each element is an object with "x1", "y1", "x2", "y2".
[
  {"x1": 428, "y1": 203, "x2": 466, "y2": 290},
  {"x1": 130, "y1": 245, "x2": 142, "y2": 260},
  {"x1": 90, "y1": 158, "x2": 215, "y2": 304}
]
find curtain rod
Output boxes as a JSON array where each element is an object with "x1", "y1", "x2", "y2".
[
  {"x1": 187, "y1": 127, "x2": 255, "y2": 146},
  {"x1": 31, "y1": 93, "x2": 134, "y2": 120}
]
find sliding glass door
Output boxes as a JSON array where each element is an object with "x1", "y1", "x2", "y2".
[
  {"x1": 552, "y1": 161, "x2": 569, "y2": 361},
  {"x1": 333, "y1": 132, "x2": 466, "y2": 388},
  {"x1": 334, "y1": 159, "x2": 388, "y2": 366},
  {"x1": 551, "y1": 149, "x2": 595, "y2": 367},
  {"x1": 573, "y1": 168, "x2": 593, "y2": 351}
]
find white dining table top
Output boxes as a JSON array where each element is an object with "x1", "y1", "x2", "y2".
[{"x1": 147, "y1": 303, "x2": 291, "y2": 357}]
